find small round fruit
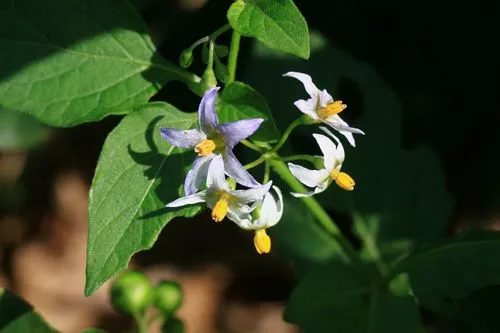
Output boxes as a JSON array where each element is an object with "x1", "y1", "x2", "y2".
[
  {"x1": 154, "y1": 280, "x2": 183, "y2": 314},
  {"x1": 110, "y1": 271, "x2": 153, "y2": 315}
]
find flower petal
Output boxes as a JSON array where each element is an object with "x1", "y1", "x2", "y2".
[
  {"x1": 223, "y1": 151, "x2": 261, "y2": 188},
  {"x1": 198, "y1": 87, "x2": 220, "y2": 134},
  {"x1": 226, "y1": 202, "x2": 253, "y2": 226},
  {"x1": 219, "y1": 118, "x2": 264, "y2": 149},
  {"x1": 288, "y1": 163, "x2": 329, "y2": 188},
  {"x1": 323, "y1": 115, "x2": 365, "y2": 147},
  {"x1": 313, "y1": 133, "x2": 342, "y2": 170},
  {"x1": 283, "y1": 71, "x2": 320, "y2": 99},
  {"x1": 159, "y1": 128, "x2": 205, "y2": 148},
  {"x1": 184, "y1": 155, "x2": 213, "y2": 196},
  {"x1": 291, "y1": 179, "x2": 330, "y2": 197},
  {"x1": 206, "y1": 154, "x2": 229, "y2": 191},
  {"x1": 260, "y1": 185, "x2": 283, "y2": 227},
  {"x1": 318, "y1": 89, "x2": 334, "y2": 107},
  {"x1": 294, "y1": 98, "x2": 319, "y2": 120},
  {"x1": 230, "y1": 181, "x2": 272, "y2": 204},
  {"x1": 166, "y1": 191, "x2": 206, "y2": 207},
  {"x1": 319, "y1": 126, "x2": 345, "y2": 163}
]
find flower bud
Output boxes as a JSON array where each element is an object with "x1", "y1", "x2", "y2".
[
  {"x1": 162, "y1": 316, "x2": 185, "y2": 333},
  {"x1": 110, "y1": 271, "x2": 153, "y2": 315},
  {"x1": 200, "y1": 69, "x2": 218, "y2": 92},
  {"x1": 154, "y1": 280, "x2": 184, "y2": 315},
  {"x1": 179, "y1": 49, "x2": 193, "y2": 68}
]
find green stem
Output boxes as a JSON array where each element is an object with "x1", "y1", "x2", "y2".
[
  {"x1": 244, "y1": 156, "x2": 265, "y2": 170},
  {"x1": 263, "y1": 161, "x2": 271, "y2": 183},
  {"x1": 269, "y1": 159, "x2": 361, "y2": 265},
  {"x1": 353, "y1": 214, "x2": 387, "y2": 275},
  {"x1": 226, "y1": 30, "x2": 241, "y2": 84},
  {"x1": 133, "y1": 312, "x2": 147, "y2": 333},
  {"x1": 210, "y1": 24, "x2": 231, "y2": 40},
  {"x1": 207, "y1": 39, "x2": 215, "y2": 70},
  {"x1": 271, "y1": 117, "x2": 305, "y2": 153},
  {"x1": 241, "y1": 139, "x2": 263, "y2": 152},
  {"x1": 281, "y1": 154, "x2": 322, "y2": 166}
]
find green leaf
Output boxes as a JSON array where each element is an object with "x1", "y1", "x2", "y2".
[
  {"x1": 0, "y1": 0, "x2": 197, "y2": 127},
  {"x1": 81, "y1": 329, "x2": 108, "y2": 333},
  {"x1": 227, "y1": 0, "x2": 310, "y2": 59},
  {"x1": 368, "y1": 293, "x2": 421, "y2": 333},
  {"x1": 217, "y1": 81, "x2": 280, "y2": 142},
  {"x1": 400, "y1": 229, "x2": 500, "y2": 314},
  {"x1": 85, "y1": 103, "x2": 202, "y2": 296},
  {"x1": 0, "y1": 289, "x2": 57, "y2": 333},
  {"x1": 0, "y1": 108, "x2": 51, "y2": 151}
]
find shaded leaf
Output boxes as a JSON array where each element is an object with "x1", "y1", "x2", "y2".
[
  {"x1": 0, "y1": 0, "x2": 196, "y2": 127},
  {"x1": 228, "y1": 0, "x2": 309, "y2": 59},
  {"x1": 85, "y1": 103, "x2": 202, "y2": 296},
  {"x1": 0, "y1": 108, "x2": 51, "y2": 151}
]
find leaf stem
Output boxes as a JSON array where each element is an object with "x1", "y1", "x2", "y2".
[
  {"x1": 241, "y1": 139, "x2": 263, "y2": 152},
  {"x1": 244, "y1": 156, "x2": 266, "y2": 170},
  {"x1": 269, "y1": 159, "x2": 362, "y2": 265},
  {"x1": 133, "y1": 312, "x2": 147, "y2": 333},
  {"x1": 210, "y1": 24, "x2": 231, "y2": 40},
  {"x1": 271, "y1": 117, "x2": 306, "y2": 153},
  {"x1": 227, "y1": 30, "x2": 241, "y2": 84}
]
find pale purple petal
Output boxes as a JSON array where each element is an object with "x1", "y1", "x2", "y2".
[
  {"x1": 206, "y1": 154, "x2": 229, "y2": 191},
  {"x1": 223, "y1": 151, "x2": 261, "y2": 188},
  {"x1": 283, "y1": 71, "x2": 320, "y2": 99},
  {"x1": 230, "y1": 181, "x2": 272, "y2": 204},
  {"x1": 219, "y1": 118, "x2": 264, "y2": 148},
  {"x1": 294, "y1": 99, "x2": 319, "y2": 120},
  {"x1": 166, "y1": 191, "x2": 206, "y2": 207},
  {"x1": 184, "y1": 155, "x2": 213, "y2": 196},
  {"x1": 312, "y1": 133, "x2": 340, "y2": 170},
  {"x1": 198, "y1": 87, "x2": 220, "y2": 134},
  {"x1": 160, "y1": 128, "x2": 205, "y2": 148}
]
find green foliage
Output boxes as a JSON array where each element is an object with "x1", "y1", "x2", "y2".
[
  {"x1": 0, "y1": 108, "x2": 51, "y2": 151},
  {"x1": 0, "y1": 0, "x2": 196, "y2": 127},
  {"x1": 217, "y1": 81, "x2": 280, "y2": 142},
  {"x1": 161, "y1": 316, "x2": 185, "y2": 333},
  {"x1": 85, "y1": 103, "x2": 202, "y2": 296},
  {"x1": 227, "y1": 0, "x2": 310, "y2": 59},
  {"x1": 0, "y1": 289, "x2": 57, "y2": 333},
  {"x1": 400, "y1": 229, "x2": 500, "y2": 314}
]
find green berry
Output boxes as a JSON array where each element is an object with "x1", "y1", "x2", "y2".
[
  {"x1": 110, "y1": 271, "x2": 153, "y2": 315},
  {"x1": 154, "y1": 280, "x2": 183, "y2": 314},
  {"x1": 179, "y1": 49, "x2": 193, "y2": 68}
]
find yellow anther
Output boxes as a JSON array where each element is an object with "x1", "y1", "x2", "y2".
[
  {"x1": 254, "y1": 229, "x2": 271, "y2": 254},
  {"x1": 194, "y1": 139, "x2": 216, "y2": 156},
  {"x1": 317, "y1": 100, "x2": 347, "y2": 119},
  {"x1": 211, "y1": 192, "x2": 230, "y2": 222},
  {"x1": 330, "y1": 169, "x2": 355, "y2": 191}
]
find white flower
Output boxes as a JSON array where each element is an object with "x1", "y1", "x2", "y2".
[
  {"x1": 234, "y1": 186, "x2": 283, "y2": 254},
  {"x1": 166, "y1": 155, "x2": 272, "y2": 224},
  {"x1": 283, "y1": 71, "x2": 364, "y2": 147},
  {"x1": 288, "y1": 128, "x2": 355, "y2": 197}
]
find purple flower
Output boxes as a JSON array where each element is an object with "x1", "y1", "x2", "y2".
[{"x1": 160, "y1": 87, "x2": 264, "y2": 195}]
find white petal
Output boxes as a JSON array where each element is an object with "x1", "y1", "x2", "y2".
[
  {"x1": 288, "y1": 163, "x2": 329, "y2": 188},
  {"x1": 290, "y1": 179, "x2": 330, "y2": 197},
  {"x1": 312, "y1": 133, "x2": 338, "y2": 171},
  {"x1": 317, "y1": 127, "x2": 346, "y2": 164},
  {"x1": 324, "y1": 115, "x2": 365, "y2": 147},
  {"x1": 230, "y1": 181, "x2": 272, "y2": 204},
  {"x1": 166, "y1": 191, "x2": 206, "y2": 207},
  {"x1": 226, "y1": 202, "x2": 253, "y2": 227},
  {"x1": 260, "y1": 186, "x2": 283, "y2": 227},
  {"x1": 294, "y1": 99, "x2": 319, "y2": 120},
  {"x1": 283, "y1": 71, "x2": 320, "y2": 99},
  {"x1": 206, "y1": 155, "x2": 230, "y2": 191},
  {"x1": 319, "y1": 89, "x2": 334, "y2": 107}
]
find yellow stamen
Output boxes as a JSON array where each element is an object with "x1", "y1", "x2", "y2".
[
  {"x1": 317, "y1": 100, "x2": 347, "y2": 119},
  {"x1": 211, "y1": 192, "x2": 230, "y2": 222},
  {"x1": 330, "y1": 169, "x2": 355, "y2": 191},
  {"x1": 254, "y1": 229, "x2": 271, "y2": 254},
  {"x1": 194, "y1": 139, "x2": 216, "y2": 156}
]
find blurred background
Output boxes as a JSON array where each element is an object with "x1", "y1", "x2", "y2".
[{"x1": 0, "y1": 0, "x2": 498, "y2": 332}]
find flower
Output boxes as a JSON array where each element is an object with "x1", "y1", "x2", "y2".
[
  {"x1": 234, "y1": 186, "x2": 283, "y2": 255},
  {"x1": 283, "y1": 71, "x2": 364, "y2": 147},
  {"x1": 166, "y1": 155, "x2": 272, "y2": 224},
  {"x1": 288, "y1": 127, "x2": 355, "y2": 197},
  {"x1": 160, "y1": 87, "x2": 263, "y2": 195}
]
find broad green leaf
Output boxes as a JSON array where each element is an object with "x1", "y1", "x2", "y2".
[
  {"x1": 217, "y1": 81, "x2": 280, "y2": 142},
  {"x1": 400, "y1": 229, "x2": 500, "y2": 314},
  {"x1": 228, "y1": 0, "x2": 310, "y2": 59},
  {"x1": 368, "y1": 293, "x2": 421, "y2": 333},
  {"x1": 85, "y1": 103, "x2": 202, "y2": 296},
  {"x1": 0, "y1": 108, "x2": 51, "y2": 151},
  {"x1": 0, "y1": 289, "x2": 57, "y2": 333},
  {"x1": 244, "y1": 32, "x2": 453, "y2": 258},
  {"x1": 0, "y1": 0, "x2": 197, "y2": 127}
]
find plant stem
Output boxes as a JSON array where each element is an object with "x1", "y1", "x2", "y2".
[
  {"x1": 210, "y1": 24, "x2": 231, "y2": 40},
  {"x1": 271, "y1": 117, "x2": 305, "y2": 153},
  {"x1": 207, "y1": 39, "x2": 215, "y2": 70},
  {"x1": 269, "y1": 159, "x2": 361, "y2": 265},
  {"x1": 133, "y1": 312, "x2": 147, "y2": 333},
  {"x1": 226, "y1": 30, "x2": 241, "y2": 84},
  {"x1": 263, "y1": 161, "x2": 271, "y2": 183},
  {"x1": 244, "y1": 156, "x2": 266, "y2": 170},
  {"x1": 281, "y1": 154, "x2": 322, "y2": 166},
  {"x1": 241, "y1": 139, "x2": 263, "y2": 152}
]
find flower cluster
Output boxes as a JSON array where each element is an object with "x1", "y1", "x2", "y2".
[{"x1": 160, "y1": 72, "x2": 363, "y2": 254}]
